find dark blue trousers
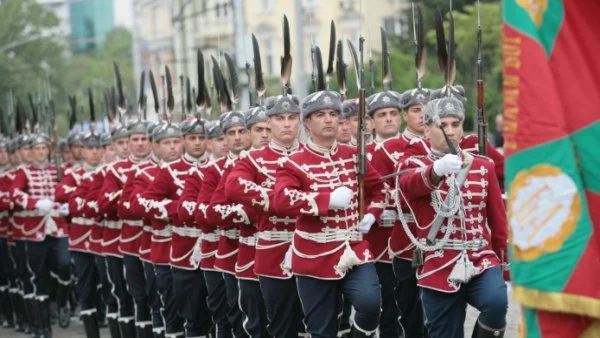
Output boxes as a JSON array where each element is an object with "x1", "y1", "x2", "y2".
[
  {"x1": 296, "y1": 263, "x2": 381, "y2": 338},
  {"x1": 222, "y1": 272, "x2": 245, "y2": 337},
  {"x1": 393, "y1": 257, "x2": 427, "y2": 338},
  {"x1": 27, "y1": 237, "x2": 71, "y2": 300},
  {"x1": 154, "y1": 264, "x2": 184, "y2": 335},
  {"x1": 15, "y1": 240, "x2": 33, "y2": 296},
  {"x1": 421, "y1": 266, "x2": 508, "y2": 338},
  {"x1": 0, "y1": 238, "x2": 15, "y2": 288},
  {"x1": 122, "y1": 254, "x2": 151, "y2": 327},
  {"x1": 105, "y1": 256, "x2": 134, "y2": 321},
  {"x1": 204, "y1": 270, "x2": 232, "y2": 338},
  {"x1": 142, "y1": 261, "x2": 163, "y2": 333},
  {"x1": 95, "y1": 255, "x2": 118, "y2": 317},
  {"x1": 238, "y1": 279, "x2": 269, "y2": 338},
  {"x1": 172, "y1": 268, "x2": 212, "y2": 337},
  {"x1": 259, "y1": 276, "x2": 305, "y2": 338},
  {"x1": 375, "y1": 262, "x2": 402, "y2": 337},
  {"x1": 72, "y1": 251, "x2": 100, "y2": 313}
]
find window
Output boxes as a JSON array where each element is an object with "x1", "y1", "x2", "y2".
[
  {"x1": 340, "y1": 0, "x2": 355, "y2": 10},
  {"x1": 216, "y1": 3, "x2": 220, "y2": 17},
  {"x1": 383, "y1": 17, "x2": 403, "y2": 36}
]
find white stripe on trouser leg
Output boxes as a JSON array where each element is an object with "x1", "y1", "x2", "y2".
[
  {"x1": 104, "y1": 258, "x2": 122, "y2": 319},
  {"x1": 236, "y1": 279, "x2": 252, "y2": 338},
  {"x1": 353, "y1": 322, "x2": 378, "y2": 336}
]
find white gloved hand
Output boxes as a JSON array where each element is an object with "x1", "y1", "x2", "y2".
[
  {"x1": 381, "y1": 210, "x2": 397, "y2": 220},
  {"x1": 357, "y1": 213, "x2": 376, "y2": 234},
  {"x1": 433, "y1": 154, "x2": 462, "y2": 176},
  {"x1": 328, "y1": 186, "x2": 353, "y2": 210},
  {"x1": 35, "y1": 199, "x2": 54, "y2": 213},
  {"x1": 58, "y1": 203, "x2": 70, "y2": 217}
]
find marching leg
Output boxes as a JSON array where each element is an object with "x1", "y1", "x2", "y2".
[
  {"x1": 342, "y1": 263, "x2": 381, "y2": 338},
  {"x1": 73, "y1": 251, "x2": 101, "y2": 338},
  {"x1": 204, "y1": 270, "x2": 233, "y2": 338},
  {"x1": 375, "y1": 262, "x2": 401, "y2": 337},
  {"x1": 222, "y1": 272, "x2": 245, "y2": 338},
  {"x1": 142, "y1": 261, "x2": 164, "y2": 338},
  {"x1": 393, "y1": 257, "x2": 427, "y2": 338},
  {"x1": 123, "y1": 254, "x2": 153, "y2": 337},
  {"x1": 172, "y1": 268, "x2": 212, "y2": 338},
  {"x1": 154, "y1": 265, "x2": 184, "y2": 337},
  {"x1": 237, "y1": 279, "x2": 269, "y2": 338},
  {"x1": 106, "y1": 256, "x2": 135, "y2": 337},
  {"x1": 467, "y1": 267, "x2": 508, "y2": 338},
  {"x1": 259, "y1": 276, "x2": 305, "y2": 338}
]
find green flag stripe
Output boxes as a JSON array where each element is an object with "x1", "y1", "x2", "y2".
[{"x1": 570, "y1": 121, "x2": 600, "y2": 193}]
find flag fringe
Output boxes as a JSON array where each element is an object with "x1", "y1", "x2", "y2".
[{"x1": 513, "y1": 285, "x2": 600, "y2": 320}]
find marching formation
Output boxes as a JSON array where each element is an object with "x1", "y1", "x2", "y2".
[{"x1": 0, "y1": 5, "x2": 509, "y2": 338}]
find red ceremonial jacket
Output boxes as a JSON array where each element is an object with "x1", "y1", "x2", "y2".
[
  {"x1": 192, "y1": 157, "x2": 227, "y2": 271},
  {"x1": 0, "y1": 166, "x2": 13, "y2": 240},
  {"x1": 99, "y1": 155, "x2": 145, "y2": 257},
  {"x1": 225, "y1": 141, "x2": 302, "y2": 279},
  {"x1": 272, "y1": 140, "x2": 386, "y2": 279},
  {"x1": 10, "y1": 163, "x2": 68, "y2": 242},
  {"x1": 208, "y1": 152, "x2": 259, "y2": 276},
  {"x1": 56, "y1": 165, "x2": 92, "y2": 252},
  {"x1": 398, "y1": 152, "x2": 508, "y2": 292},
  {"x1": 176, "y1": 165, "x2": 205, "y2": 270},
  {"x1": 140, "y1": 153, "x2": 208, "y2": 267}
]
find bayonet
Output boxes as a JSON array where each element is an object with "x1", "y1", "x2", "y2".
[
  {"x1": 88, "y1": 88, "x2": 96, "y2": 131},
  {"x1": 381, "y1": 27, "x2": 393, "y2": 91},
  {"x1": 326, "y1": 21, "x2": 336, "y2": 90},
  {"x1": 138, "y1": 71, "x2": 146, "y2": 120},
  {"x1": 186, "y1": 76, "x2": 193, "y2": 116},
  {"x1": 281, "y1": 15, "x2": 292, "y2": 95},
  {"x1": 224, "y1": 52, "x2": 239, "y2": 109},
  {"x1": 245, "y1": 61, "x2": 253, "y2": 107},
  {"x1": 180, "y1": 75, "x2": 186, "y2": 116},
  {"x1": 114, "y1": 62, "x2": 127, "y2": 122},
  {"x1": 314, "y1": 46, "x2": 325, "y2": 91},
  {"x1": 212, "y1": 55, "x2": 232, "y2": 113},
  {"x1": 476, "y1": 0, "x2": 487, "y2": 156},
  {"x1": 252, "y1": 34, "x2": 266, "y2": 106},
  {"x1": 149, "y1": 70, "x2": 160, "y2": 117},
  {"x1": 336, "y1": 40, "x2": 347, "y2": 100},
  {"x1": 413, "y1": 2, "x2": 426, "y2": 89}
]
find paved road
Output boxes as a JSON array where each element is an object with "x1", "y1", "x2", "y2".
[{"x1": 1, "y1": 285, "x2": 520, "y2": 338}]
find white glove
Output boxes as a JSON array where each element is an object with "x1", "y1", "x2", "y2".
[
  {"x1": 328, "y1": 186, "x2": 353, "y2": 210},
  {"x1": 381, "y1": 210, "x2": 397, "y2": 220},
  {"x1": 58, "y1": 203, "x2": 70, "y2": 217},
  {"x1": 357, "y1": 213, "x2": 376, "y2": 234},
  {"x1": 433, "y1": 154, "x2": 462, "y2": 176},
  {"x1": 35, "y1": 199, "x2": 54, "y2": 213}
]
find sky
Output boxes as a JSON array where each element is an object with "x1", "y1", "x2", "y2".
[{"x1": 113, "y1": 0, "x2": 133, "y2": 29}]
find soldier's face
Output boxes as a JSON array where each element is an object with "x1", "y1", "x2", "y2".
[
  {"x1": 0, "y1": 148, "x2": 8, "y2": 166},
  {"x1": 249, "y1": 122, "x2": 271, "y2": 148},
  {"x1": 336, "y1": 118, "x2": 352, "y2": 144},
  {"x1": 18, "y1": 147, "x2": 33, "y2": 163},
  {"x1": 209, "y1": 136, "x2": 228, "y2": 158},
  {"x1": 372, "y1": 107, "x2": 401, "y2": 139},
  {"x1": 32, "y1": 144, "x2": 50, "y2": 162},
  {"x1": 425, "y1": 116, "x2": 464, "y2": 153},
  {"x1": 70, "y1": 145, "x2": 83, "y2": 161},
  {"x1": 112, "y1": 137, "x2": 129, "y2": 159},
  {"x1": 403, "y1": 104, "x2": 425, "y2": 134},
  {"x1": 184, "y1": 134, "x2": 207, "y2": 158},
  {"x1": 268, "y1": 113, "x2": 300, "y2": 146},
  {"x1": 349, "y1": 116, "x2": 359, "y2": 140},
  {"x1": 225, "y1": 126, "x2": 250, "y2": 154},
  {"x1": 103, "y1": 145, "x2": 116, "y2": 163},
  {"x1": 83, "y1": 146, "x2": 104, "y2": 166},
  {"x1": 158, "y1": 137, "x2": 183, "y2": 162},
  {"x1": 305, "y1": 109, "x2": 339, "y2": 143},
  {"x1": 129, "y1": 133, "x2": 151, "y2": 158},
  {"x1": 61, "y1": 148, "x2": 73, "y2": 163},
  {"x1": 10, "y1": 152, "x2": 20, "y2": 165}
]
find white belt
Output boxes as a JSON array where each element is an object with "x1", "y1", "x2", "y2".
[
  {"x1": 124, "y1": 220, "x2": 143, "y2": 227},
  {"x1": 267, "y1": 216, "x2": 296, "y2": 225},
  {"x1": 15, "y1": 210, "x2": 60, "y2": 218},
  {"x1": 219, "y1": 229, "x2": 240, "y2": 240},
  {"x1": 422, "y1": 238, "x2": 489, "y2": 251},
  {"x1": 71, "y1": 217, "x2": 96, "y2": 226},
  {"x1": 143, "y1": 225, "x2": 152, "y2": 232},
  {"x1": 151, "y1": 226, "x2": 172, "y2": 237},
  {"x1": 239, "y1": 235, "x2": 256, "y2": 246},
  {"x1": 295, "y1": 229, "x2": 363, "y2": 243},
  {"x1": 104, "y1": 220, "x2": 122, "y2": 229},
  {"x1": 0, "y1": 211, "x2": 8, "y2": 218},
  {"x1": 257, "y1": 230, "x2": 294, "y2": 242},
  {"x1": 202, "y1": 232, "x2": 220, "y2": 242},
  {"x1": 172, "y1": 226, "x2": 202, "y2": 238}
]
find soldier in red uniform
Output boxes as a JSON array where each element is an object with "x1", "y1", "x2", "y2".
[
  {"x1": 97, "y1": 126, "x2": 135, "y2": 337},
  {"x1": 10, "y1": 133, "x2": 71, "y2": 338},
  {"x1": 207, "y1": 110, "x2": 254, "y2": 337},
  {"x1": 363, "y1": 90, "x2": 404, "y2": 337},
  {"x1": 225, "y1": 95, "x2": 306, "y2": 337},
  {"x1": 0, "y1": 138, "x2": 16, "y2": 328},
  {"x1": 396, "y1": 96, "x2": 508, "y2": 338},
  {"x1": 141, "y1": 118, "x2": 212, "y2": 337},
  {"x1": 178, "y1": 121, "x2": 232, "y2": 337},
  {"x1": 102, "y1": 121, "x2": 154, "y2": 338},
  {"x1": 56, "y1": 131, "x2": 107, "y2": 337},
  {"x1": 137, "y1": 122, "x2": 186, "y2": 337},
  {"x1": 217, "y1": 106, "x2": 271, "y2": 337},
  {"x1": 272, "y1": 91, "x2": 386, "y2": 338}
]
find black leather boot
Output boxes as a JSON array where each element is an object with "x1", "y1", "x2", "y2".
[
  {"x1": 81, "y1": 311, "x2": 101, "y2": 338},
  {"x1": 37, "y1": 298, "x2": 53, "y2": 338},
  {"x1": 118, "y1": 318, "x2": 136, "y2": 338},
  {"x1": 471, "y1": 320, "x2": 505, "y2": 338},
  {"x1": 136, "y1": 322, "x2": 154, "y2": 338},
  {"x1": 107, "y1": 315, "x2": 122, "y2": 338}
]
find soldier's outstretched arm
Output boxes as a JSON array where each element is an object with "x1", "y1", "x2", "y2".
[
  {"x1": 398, "y1": 158, "x2": 440, "y2": 200},
  {"x1": 9, "y1": 169, "x2": 37, "y2": 210},
  {"x1": 225, "y1": 157, "x2": 270, "y2": 213},
  {"x1": 272, "y1": 159, "x2": 330, "y2": 217}
]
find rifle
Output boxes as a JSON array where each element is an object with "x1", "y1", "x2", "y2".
[
  {"x1": 326, "y1": 21, "x2": 336, "y2": 90},
  {"x1": 476, "y1": 0, "x2": 487, "y2": 156},
  {"x1": 48, "y1": 90, "x2": 61, "y2": 179},
  {"x1": 381, "y1": 27, "x2": 393, "y2": 91},
  {"x1": 348, "y1": 37, "x2": 366, "y2": 219},
  {"x1": 252, "y1": 34, "x2": 266, "y2": 106}
]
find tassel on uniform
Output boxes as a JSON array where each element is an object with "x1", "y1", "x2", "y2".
[
  {"x1": 189, "y1": 237, "x2": 203, "y2": 268},
  {"x1": 334, "y1": 242, "x2": 362, "y2": 276},
  {"x1": 281, "y1": 246, "x2": 293, "y2": 272}
]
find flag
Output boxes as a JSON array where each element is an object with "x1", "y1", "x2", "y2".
[{"x1": 503, "y1": 0, "x2": 600, "y2": 336}]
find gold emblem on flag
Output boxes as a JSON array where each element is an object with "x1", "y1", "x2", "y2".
[
  {"x1": 516, "y1": 0, "x2": 548, "y2": 27},
  {"x1": 508, "y1": 164, "x2": 580, "y2": 261}
]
